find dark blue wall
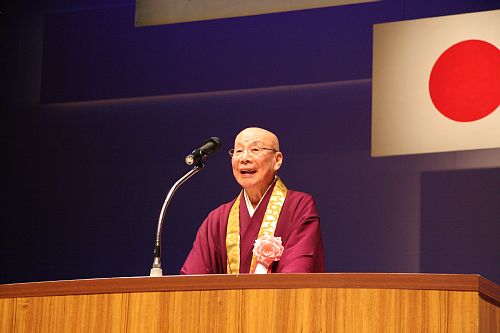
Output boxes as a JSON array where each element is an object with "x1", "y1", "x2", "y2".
[{"x1": 2, "y1": 0, "x2": 499, "y2": 284}]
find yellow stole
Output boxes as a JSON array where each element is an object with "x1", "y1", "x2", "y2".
[{"x1": 226, "y1": 178, "x2": 287, "y2": 274}]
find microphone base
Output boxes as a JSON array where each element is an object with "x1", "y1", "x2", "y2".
[{"x1": 150, "y1": 267, "x2": 163, "y2": 277}]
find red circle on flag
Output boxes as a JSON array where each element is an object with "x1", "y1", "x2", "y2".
[{"x1": 429, "y1": 39, "x2": 500, "y2": 122}]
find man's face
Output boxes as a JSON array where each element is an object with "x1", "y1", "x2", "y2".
[{"x1": 231, "y1": 128, "x2": 283, "y2": 195}]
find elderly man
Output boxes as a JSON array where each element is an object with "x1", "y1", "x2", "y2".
[{"x1": 181, "y1": 127, "x2": 324, "y2": 274}]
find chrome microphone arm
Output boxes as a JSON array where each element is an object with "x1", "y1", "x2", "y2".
[{"x1": 150, "y1": 163, "x2": 205, "y2": 277}]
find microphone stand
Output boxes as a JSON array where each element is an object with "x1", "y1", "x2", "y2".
[{"x1": 150, "y1": 162, "x2": 205, "y2": 277}]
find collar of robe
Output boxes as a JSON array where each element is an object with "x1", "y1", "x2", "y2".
[{"x1": 226, "y1": 177, "x2": 288, "y2": 274}]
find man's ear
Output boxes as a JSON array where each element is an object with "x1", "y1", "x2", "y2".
[{"x1": 274, "y1": 152, "x2": 283, "y2": 171}]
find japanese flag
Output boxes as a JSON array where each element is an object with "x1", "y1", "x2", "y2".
[{"x1": 372, "y1": 9, "x2": 500, "y2": 157}]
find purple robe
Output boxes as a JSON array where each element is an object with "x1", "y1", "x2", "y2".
[{"x1": 181, "y1": 184, "x2": 324, "y2": 274}]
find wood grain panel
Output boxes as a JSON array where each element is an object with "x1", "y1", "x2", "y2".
[
  {"x1": 10, "y1": 293, "x2": 128, "y2": 333},
  {"x1": 0, "y1": 298, "x2": 15, "y2": 333},
  {"x1": 479, "y1": 295, "x2": 500, "y2": 333},
  {"x1": 129, "y1": 287, "x2": 481, "y2": 332},
  {"x1": 126, "y1": 290, "x2": 243, "y2": 332},
  {"x1": 1, "y1": 274, "x2": 498, "y2": 332}
]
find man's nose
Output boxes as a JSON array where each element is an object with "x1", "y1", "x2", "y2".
[{"x1": 240, "y1": 149, "x2": 252, "y2": 161}]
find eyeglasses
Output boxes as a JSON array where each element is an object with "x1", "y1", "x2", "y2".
[{"x1": 229, "y1": 146, "x2": 278, "y2": 158}]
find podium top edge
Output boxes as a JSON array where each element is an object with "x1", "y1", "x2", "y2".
[{"x1": 1, "y1": 273, "x2": 498, "y2": 302}]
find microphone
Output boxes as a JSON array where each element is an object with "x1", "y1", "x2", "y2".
[
  {"x1": 185, "y1": 137, "x2": 222, "y2": 166},
  {"x1": 149, "y1": 136, "x2": 222, "y2": 277}
]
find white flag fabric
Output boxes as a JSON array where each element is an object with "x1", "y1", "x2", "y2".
[{"x1": 372, "y1": 9, "x2": 500, "y2": 157}]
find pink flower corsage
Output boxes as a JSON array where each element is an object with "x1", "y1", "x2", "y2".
[{"x1": 253, "y1": 235, "x2": 284, "y2": 269}]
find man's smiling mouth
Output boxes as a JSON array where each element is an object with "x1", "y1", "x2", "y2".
[{"x1": 240, "y1": 170, "x2": 257, "y2": 174}]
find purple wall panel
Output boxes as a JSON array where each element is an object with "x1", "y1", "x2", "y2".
[
  {"x1": 40, "y1": 4, "x2": 384, "y2": 103},
  {"x1": 421, "y1": 168, "x2": 500, "y2": 281}
]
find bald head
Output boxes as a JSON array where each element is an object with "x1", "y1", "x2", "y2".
[
  {"x1": 231, "y1": 127, "x2": 283, "y2": 203},
  {"x1": 234, "y1": 127, "x2": 280, "y2": 151}
]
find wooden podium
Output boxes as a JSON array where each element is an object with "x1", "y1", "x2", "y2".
[{"x1": 1, "y1": 273, "x2": 498, "y2": 332}]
